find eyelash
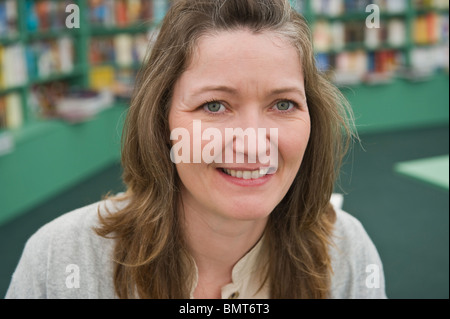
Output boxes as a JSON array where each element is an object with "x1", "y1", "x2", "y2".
[{"x1": 200, "y1": 99, "x2": 300, "y2": 115}]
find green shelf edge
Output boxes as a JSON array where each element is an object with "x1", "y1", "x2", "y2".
[
  {"x1": 0, "y1": 104, "x2": 128, "y2": 227},
  {"x1": 394, "y1": 155, "x2": 450, "y2": 191}
]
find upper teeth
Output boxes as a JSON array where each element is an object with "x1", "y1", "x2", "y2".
[{"x1": 223, "y1": 168, "x2": 269, "y2": 179}]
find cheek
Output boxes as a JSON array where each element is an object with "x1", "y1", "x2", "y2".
[
  {"x1": 175, "y1": 163, "x2": 193, "y2": 182},
  {"x1": 278, "y1": 119, "x2": 311, "y2": 168},
  {"x1": 175, "y1": 163, "x2": 205, "y2": 196},
  {"x1": 169, "y1": 111, "x2": 193, "y2": 137}
]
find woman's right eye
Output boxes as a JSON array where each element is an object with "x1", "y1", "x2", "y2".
[{"x1": 203, "y1": 101, "x2": 226, "y2": 114}]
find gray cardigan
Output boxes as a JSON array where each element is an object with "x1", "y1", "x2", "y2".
[{"x1": 5, "y1": 197, "x2": 387, "y2": 299}]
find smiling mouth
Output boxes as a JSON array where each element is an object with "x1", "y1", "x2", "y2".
[{"x1": 219, "y1": 168, "x2": 270, "y2": 180}]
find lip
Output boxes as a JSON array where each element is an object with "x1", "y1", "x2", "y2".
[{"x1": 216, "y1": 168, "x2": 273, "y2": 187}]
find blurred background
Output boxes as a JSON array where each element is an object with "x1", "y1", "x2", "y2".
[{"x1": 0, "y1": 0, "x2": 448, "y2": 299}]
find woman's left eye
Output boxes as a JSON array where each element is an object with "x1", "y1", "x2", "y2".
[
  {"x1": 273, "y1": 101, "x2": 295, "y2": 112},
  {"x1": 203, "y1": 101, "x2": 226, "y2": 113}
]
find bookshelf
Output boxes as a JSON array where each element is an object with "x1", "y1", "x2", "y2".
[
  {"x1": 291, "y1": 0, "x2": 449, "y2": 85},
  {"x1": 290, "y1": 0, "x2": 449, "y2": 133},
  {"x1": 0, "y1": 0, "x2": 169, "y2": 129},
  {"x1": 0, "y1": 0, "x2": 172, "y2": 226},
  {"x1": 0, "y1": 0, "x2": 448, "y2": 226}
]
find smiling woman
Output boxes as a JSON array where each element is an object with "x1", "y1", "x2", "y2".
[
  {"x1": 6, "y1": 0, "x2": 387, "y2": 299},
  {"x1": 169, "y1": 30, "x2": 311, "y2": 268}
]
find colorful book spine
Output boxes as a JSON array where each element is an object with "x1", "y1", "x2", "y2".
[
  {"x1": 115, "y1": 0, "x2": 128, "y2": 26},
  {"x1": 0, "y1": 94, "x2": 6, "y2": 129},
  {"x1": 0, "y1": 92, "x2": 22, "y2": 129},
  {"x1": 5, "y1": 92, "x2": 22, "y2": 128},
  {"x1": 0, "y1": 0, "x2": 18, "y2": 38},
  {"x1": 0, "y1": 44, "x2": 28, "y2": 89}
]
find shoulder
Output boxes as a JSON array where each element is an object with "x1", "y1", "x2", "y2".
[
  {"x1": 22, "y1": 197, "x2": 123, "y2": 262},
  {"x1": 5, "y1": 196, "x2": 126, "y2": 299},
  {"x1": 332, "y1": 208, "x2": 369, "y2": 242},
  {"x1": 329, "y1": 208, "x2": 387, "y2": 299},
  {"x1": 29, "y1": 197, "x2": 124, "y2": 247}
]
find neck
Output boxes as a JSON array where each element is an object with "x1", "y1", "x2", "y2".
[{"x1": 180, "y1": 194, "x2": 268, "y2": 291}]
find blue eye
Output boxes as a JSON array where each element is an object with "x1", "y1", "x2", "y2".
[
  {"x1": 274, "y1": 101, "x2": 295, "y2": 112},
  {"x1": 204, "y1": 101, "x2": 226, "y2": 113}
]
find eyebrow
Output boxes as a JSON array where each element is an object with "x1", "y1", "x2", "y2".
[
  {"x1": 269, "y1": 87, "x2": 306, "y2": 100},
  {"x1": 190, "y1": 85, "x2": 306, "y2": 100},
  {"x1": 191, "y1": 85, "x2": 238, "y2": 97}
]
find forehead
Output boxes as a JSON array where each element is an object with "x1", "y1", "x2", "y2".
[{"x1": 183, "y1": 29, "x2": 304, "y2": 83}]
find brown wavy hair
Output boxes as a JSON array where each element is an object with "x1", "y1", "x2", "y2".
[{"x1": 95, "y1": 0, "x2": 357, "y2": 299}]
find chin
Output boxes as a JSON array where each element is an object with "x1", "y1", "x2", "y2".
[{"x1": 220, "y1": 200, "x2": 276, "y2": 221}]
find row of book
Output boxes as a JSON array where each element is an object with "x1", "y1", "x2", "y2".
[
  {"x1": 89, "y1": 65, "x2": 138, "y2": 101},
  {"x1": 414, "y1": 13, "x2": 449, "y2": 45},
  {"x1": 311, "y1": 0, "x2": 409, "y2": 16},
  {"x1": 413, "y1": 0, "x2": 450, "y2": 10},
  {"x1": 306, "y1": 0, "x2": 449, "y2": 17},
  {"x1": 24, "y1": 0, "x2": 172, "y2": 33},
  {"x1": 410, "y1": 45, "x2": 449, "y2": 72},
  {"x1": 89, "y1": 0, "x2": 170, "y2": 27},
  {"x1": 25, "y1": 0, "x2": 74, "y2": 32},
  {"x1": 0, "y1": 92, "x2": 22, "y2": 130},
  {"x1": 316, "y1": 49, "x2": 403, "y2": 84},
  {"x1": 313, "y1": 13, "x2": 448, "y2": 52},
  {"x1": 0, "y1": 0, "x2": 17, "y2": 39},
  {"x1": 89, "y1": 30, "x2": 161, "y2": 100},
  {"x1": 291, "y1": 0, "x2": 449, "y2": 16},
  {"x1": 89, "y1": 33, "x2": 149, "y2": 67},
  {"x1": 2, "y1": 33, "x2": 140, "y2": 91},
  {"x1": 316, "y1": 44, "x2": 448, "y2": 85},
  {"x1": 0, "y1": 37, "x2": 74, "y2": 90},
  {"x1": 313, "y1": 19, "x2": 408, "y2": 52},
  {"x1": 26, "y1": 37, "x2": 75, "y2": 80}
]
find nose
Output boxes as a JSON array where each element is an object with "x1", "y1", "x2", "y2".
[{"x1": 224, "y1": 108, "x2": 276, "y2": 165}]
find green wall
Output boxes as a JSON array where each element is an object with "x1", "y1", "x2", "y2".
[
  {"x1": 0, "y1": 106, "x2": 126, "y2": 226},
  {"x1": 342, "y1": 73, "x2": 449, "y2": 134}
]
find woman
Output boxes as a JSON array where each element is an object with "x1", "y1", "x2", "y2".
[{"x1": 6, "y1": 0, "x2": 386, "y2": 299}]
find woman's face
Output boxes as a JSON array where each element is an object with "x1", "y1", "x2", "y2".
[{"x1": 169, "y1": 30, "x2": 310, "y2": 222}]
